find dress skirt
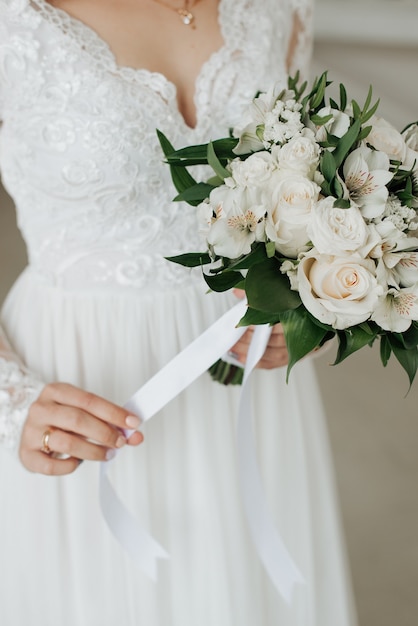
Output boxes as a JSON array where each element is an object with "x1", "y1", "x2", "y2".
[{"x1": 0, "y1": 268, "x2": 357, "y2": 626}]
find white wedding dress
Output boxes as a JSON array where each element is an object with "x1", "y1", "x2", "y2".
[{"x1": 0, "y1": 0, "x2": 357, "y2": 624}]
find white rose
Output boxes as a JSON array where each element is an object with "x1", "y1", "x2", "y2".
[
  {"x1": 297, "y1": 251, "x2": 382, "y2": 329},
  {"x1": 367, "y1": 116, "x2": 407, "y2": 162},
  {"x1": 402, "y1": 123, "x2": 418, "y2": 151},
  {"x1": 265, "y1": 172, "x2": 320, "y2": 258},
  {"x1": 273, "y1": 133, "x2": 320, "y2": 179},
  {"x1": 228, "y1": 152, "x2": 275, "y2": 187},
  {"x1": 307, "y1": 197, "x2": 370, "y2": 255}
]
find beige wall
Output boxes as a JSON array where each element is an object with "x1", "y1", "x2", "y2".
[
  {"x1": 312, "y1": 28, "x2": 418, "y2": 626},
  {"x1": 1, "y1": 16, "x2": 418, "y2": 626}
]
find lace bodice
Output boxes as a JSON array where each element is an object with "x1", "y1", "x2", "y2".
[
  {"x1": 0, "y1": 0, "x2": 313, "y2": 293},
  {"x1": 0, "y1": 0, "x2": 313, "y2": 451}
]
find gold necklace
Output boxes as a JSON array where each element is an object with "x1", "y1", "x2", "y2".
[{"x1": 152, "y1": 0, "x2": 199, "y2": 28}]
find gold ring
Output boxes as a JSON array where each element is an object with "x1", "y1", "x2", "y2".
[{"x1": 41, "y1": 429, "x2": 52, "y2": 455}]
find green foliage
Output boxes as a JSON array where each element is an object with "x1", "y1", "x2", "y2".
[
  {"x1": 245, "y1": 258, "x2": 301, "y2": 313},
  {"x1": 280, "y1": 307, "x2": 330, "y2": 381}
]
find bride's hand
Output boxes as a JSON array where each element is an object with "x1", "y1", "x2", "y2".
[
  {"x1": 19, "y1": 383, "x2": 143, "y2": 475},
  {"x1": 231, "y1": 289, "x2": 289, "y2": 369}
]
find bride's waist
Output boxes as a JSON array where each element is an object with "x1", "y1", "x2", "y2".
[{"x1": 27, "y1": 247, "x2": 200, "y2": 293}]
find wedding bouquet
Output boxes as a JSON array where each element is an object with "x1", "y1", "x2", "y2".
[{"x1": 158, "y1": 73, "x2": 418, "y2": 386}]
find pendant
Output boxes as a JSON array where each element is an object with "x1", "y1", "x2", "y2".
[{"x1": 177, "y1": 9, "x2": 195, "y2": 27}]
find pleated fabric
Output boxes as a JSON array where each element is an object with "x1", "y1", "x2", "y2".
[{"x1": 0, "y1": 269, "x2": 357, "y2": 626}]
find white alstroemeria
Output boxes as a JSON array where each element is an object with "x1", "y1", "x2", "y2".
[
  {"x1": 367, "y1": 116, "x2": 407, "y2": 163},
  {"x1": 314, "y1": 107, "x2": 351, "y2": 144},
  {"x1": 297, "y1": 251, "x2": 383, "y2": 329},
  {"x1": 391, "y1": 252, "x2": 418, "y2": 288},
  {"x1": 265, "y1": 172, "x2": 320, "y2": 258},
  {"x1": 343, "y1": 145, "x2": 393, "y2": 219},
  {"x1": 307, "y1": 196, "x2": 373, "y2": 256},
  {"x1": 204, "y1": 185, "x2": 266, "y2": 258},
  {"x1": 369, "y1": 220, "x2": 418, "y2": 259},
  {"x1": 228, "y1": 152, "x2": 276, "y2": 188},
  {"x1": 272, "y1": 131, "x2": 320, "y2": 179},
  {"x1": 371, "y1": 286, "x2": 418, "y2": 332}
]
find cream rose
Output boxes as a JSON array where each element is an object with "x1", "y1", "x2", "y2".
[
  {"x1": 273, "y1": 132, "x2": 320, "y2": 179},
  {"x1": 297, "y1": 251, "x2": 382, "y2": 329},
  {"x1": 368, "y1": 116, "x2": 407, "y2": 162},
  {"x1": 307, "y1": 197, "x2": 370, "y2": 256},
  {"x1": 265, "y1": 172, "x2": 320, "y2": 258},
  {"x1": 228, "y1": 152, "x2": 275, "y2": 188}
]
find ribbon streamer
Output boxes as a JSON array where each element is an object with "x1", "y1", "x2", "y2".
[{"x1": 100, "y1": 300, "x2": 304, "y2": 601}]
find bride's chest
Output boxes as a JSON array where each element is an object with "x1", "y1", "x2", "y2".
[{"x1": 0, "y1": 0, "x2": 290, "y2": 174}]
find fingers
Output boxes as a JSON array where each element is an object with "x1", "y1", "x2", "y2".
[
  {"x1": 43, "y1": 383, "x2": 141, "y2": 432},
  {"x1": 229, "y1": 325, "x2": 289, "y2": 370},
  {"x1": 19, "y1": 383, "x2": 144, "y2": 475}
]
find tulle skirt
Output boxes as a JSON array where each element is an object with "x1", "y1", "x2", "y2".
[{"x1": 0, "y1": 269, "x2": 357, "y2": 625}]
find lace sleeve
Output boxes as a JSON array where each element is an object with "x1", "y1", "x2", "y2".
[
  {"x1": 0, "y1": 325, "x2": 44, "y2": 451},
  {"x1": 287, "y1": 0, "x2": 314, "y2": 80}
]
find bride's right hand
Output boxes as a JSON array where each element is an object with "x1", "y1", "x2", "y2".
[{"x1": 19, "y1": 382, "x2": 143, "y2": 475}]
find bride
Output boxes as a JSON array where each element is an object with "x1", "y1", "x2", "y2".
[{"x1": 0, "y1": 0, "x2": 357, "y2": 624}]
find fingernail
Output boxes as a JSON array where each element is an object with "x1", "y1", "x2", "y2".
[
  {"x1": 105, "y1": 449, "x2": 116, "y2": 461},
  {"x1": 125, "y1": 415, "x2": 140, "y2": 429},
  {"x1": 115, "y1": 435, "x2": 127, "y2": 449}
]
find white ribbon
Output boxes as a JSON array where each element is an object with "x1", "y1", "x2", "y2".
[{"x1": 100, "y1": 300, "x2": 304, "y2": 601}]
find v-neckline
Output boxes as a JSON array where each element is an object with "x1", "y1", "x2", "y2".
[{"x1": 30, "y1": 0, "x2": 230, "y2": 133}]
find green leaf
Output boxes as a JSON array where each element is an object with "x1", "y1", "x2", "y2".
[
  {"x1": 203, "y1": 271, "x2": 243, "y2": 292},
  {"x1": 156, "y1": 129, "x2": 198, "y2": 194},
  {"x1": 320, "y1": 149, "x2": 337, "y2": 183},
  {"x1": 237, "y1": 307, "x2": 281, "y2": 327},
  {"x1": 280, "y1": 307, "x2": 329, "y2": 381},
  {"x1": 358, "y1": 125, "x2": 372, "y2": 141},
  {"x1": 361, "y1": 98, "x2": 380, "y2": 124},
  {"x1": 333, "y1": 325, "x2": 377, "y2": 365},
  {"x1": 174, "y1": 182, "x2": 214, "y2": 206},
  {"x1": 207, "y1": 141, "x2": 230, "y2": 180},
  {"x1": 166, "y1": 138, "x2": 239, "y2": 165},
  {"x1": 333, "y1": 198, "x2": 351, "y2": 209},
  {"x1": 165, "y1": 252, "x2": 212, "y2": 267},
  {"x1": 310, "y1": 113, "x2": 334, "y2": 126},
  {"x1": 332, "y1": 118, "x2": 362, "y2": 169},
  {"x1": 339, "y1": 83, "x2": 347, "y2": 111},
  {"x1": 388, "y1": 334, "x2": 418, "y2": 388},
  {"x1": 380, "y1": 334, "x2": 392, "y2": 367},
  {"x1": 245, "y1": 258, "x2": 301, "y2": 313},
  {"x1": 227, "y1": 244, "x2": 268, "y2": 270},
  {"x1": 265, "y1": 241, "x2": 276, "y2": 258}
]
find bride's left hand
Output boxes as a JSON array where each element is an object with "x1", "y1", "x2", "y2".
[{"x1": 230, "y1": 289, "x2": 289, "y2": 370}]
